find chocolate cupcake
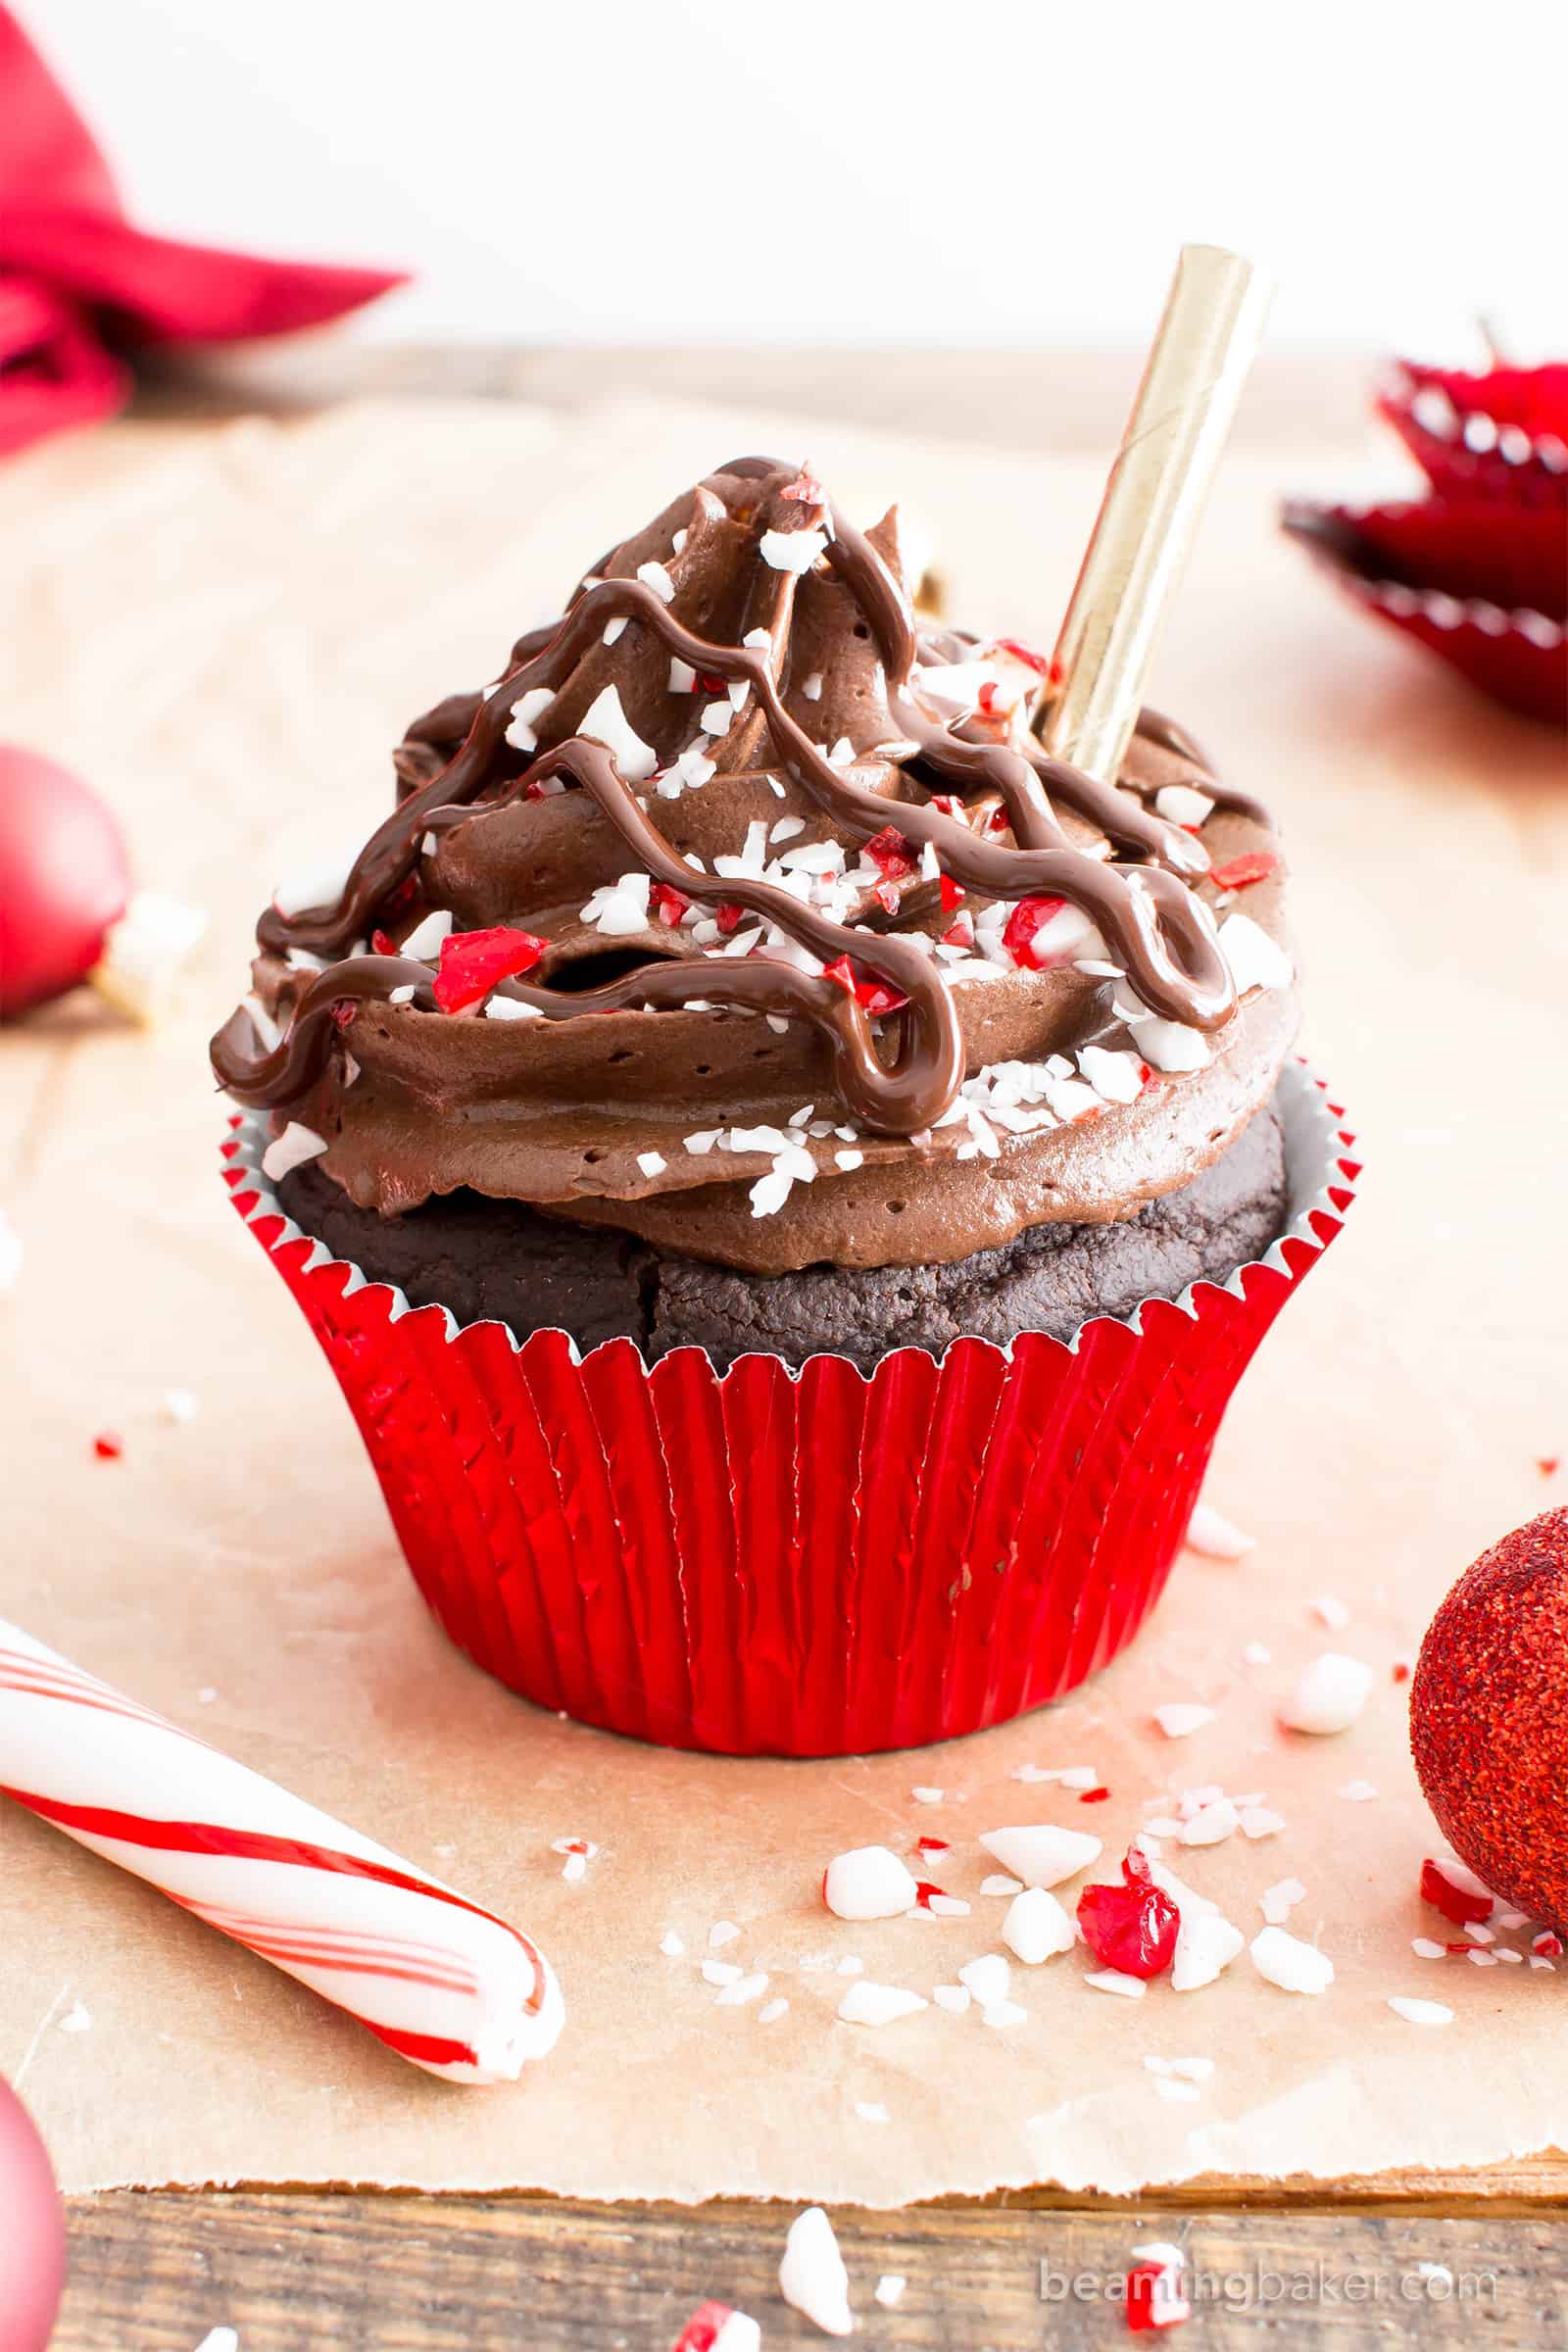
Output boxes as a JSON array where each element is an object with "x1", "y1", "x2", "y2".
[{"x1": 215, "y1": 456, "x2": 1353, "y2": 1755}]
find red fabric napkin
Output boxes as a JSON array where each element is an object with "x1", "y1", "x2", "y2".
[{"x1": 0, "y1": 7, "x2": 406, "y2": 456}]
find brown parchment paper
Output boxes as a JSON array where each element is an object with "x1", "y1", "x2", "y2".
[{"x1": 1, "y1": 396, "x2": 1564, "y2": 2203}]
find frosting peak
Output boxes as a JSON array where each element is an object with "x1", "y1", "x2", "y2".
[{"x1": 212, "y1": 456, "x2": 1297, "y2": 1272}]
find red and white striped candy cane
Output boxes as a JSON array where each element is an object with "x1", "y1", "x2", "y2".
[{"x1": 0, "y1": 1618, "x2": 563, "y2": 2083}]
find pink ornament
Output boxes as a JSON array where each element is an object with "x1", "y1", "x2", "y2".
[
  {"x1": 0, "y1": 1618, "x2": 563, "y2": 2083},
  {"x1": 0, "y1": 2077, "x2": 66, "y2": 2352},
  {"x1": 0, "y1": 746, "x2": 129, "y2": 1016}
]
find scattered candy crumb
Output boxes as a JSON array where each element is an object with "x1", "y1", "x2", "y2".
[
  {"x1": 823, "y1": 1846, "x2": 919, "y2": 1921},
  {"x1": 1185, "y1": 1501, "x2": 1254, "y2": 1560},
  {"x1": 1388, "y1": 1995, "x2": 1453, "y2": 2027},
  {"x1": 1152, "y1": 1703, "x2": 1215, "y2": 1740},
  {"x1": 670, "y1": 2301, "x2": 760, "y2": 2352},
  {"x1": 92, "y1": 1431, "x2": 122, "y2": 1460},
  {"x1": 58, "y1": 2000, "x2": 92, "y2": 2034},
  {"x1": 779, "y1": 2206, "x2": 854, "y2": 2337},
  {"x1": 1278, "y1": 1653, "x2": 1374, "y2": 1735},
  {"x1": 874, "y1": 2274, "x2": 906, "y2": 2309}
]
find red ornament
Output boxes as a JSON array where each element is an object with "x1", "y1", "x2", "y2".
[
  {"x1": 0, "y1": 746, "x2": 129, "y2": 1016},
  {"x1": 1003, "y1": 896, "x2": 1070, "y2": 971},
  {"x1": 432, "y1": 925, "x2": 547, "y2": 1015},
  {"x1": 0, "y1": 2077, "x2": 66, "y2": 2352},
  {"x1": 1410, "y1": 1507, "x2": 1568, "y2": 1932},
  {"x1": 1284, "y1": 358, "x2": 1567, "y2": 728},
  {"x1": 1075, "y1": 1846, "x2": 1180, "y2": 1978}
]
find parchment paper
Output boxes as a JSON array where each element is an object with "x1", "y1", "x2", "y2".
[{"x1": 1, "y1": 395, "x2": 1563, "y2": 2202}]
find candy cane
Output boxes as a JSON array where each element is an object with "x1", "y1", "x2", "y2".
[{"x1": 0, "y1": 1619, "x2": 563, "y2": 2083}]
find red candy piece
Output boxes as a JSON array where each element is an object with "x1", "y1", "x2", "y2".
[
  {"x1": 1208, "y1": 852, "x2": 1278, "y2": 892},
  {"x1": 714, "y1": 902, "x2": 746, "y2": 935},
  {"x1": 1079, "y1": 1786, "x2": 1111, "y2": 1804},
  {"x1": 995, "y1": 636, "x2": 1049, "y2": 675},
  {"x1": 863, "y1": 825, "x2": 918, "y2": 881},
  {"x1": 779, "y1": 469, "x2": 823, "y2": 506},
  {"x1": 432, "y1": 925, "x2": 547, "y2": 1015},
  {"x1": 872, "y1": 880, "x2": 900, "y2": 915},
  {"x1": 0, "y1": 747, "x2": 130, "y2": 1017},
  {"x1": 650, "y1": 882, "x2": 691, "y2": 927},
  {"x1": 671, "y1": 2304, "x2": 745, "y2": 2352},
  {"x1": 1076, "y1": 1846, "x2": 1180, "y2": 1979},
  {"x1": 92, "y1": 1432, "x2": 122, "y2": 1460},
  {"x1": 370, "y1": 928, "x2": 399, "y2": 956},
  {"x1": 822, "y1": 956, "x2": 908, "y2": 1016},
  {"x1": 939, "y1": 872, "x2": 966, "y2": 912},
  {"x1": 1419, "y1": 1857, "x2": 1493, "y2": 1926},
  {"x1": 1003, "y1": 896, "x2": 1070, "y2": 971},
  {"x1": 1126, "y1": 2260, "x2": 1189, "y2": 2332}
]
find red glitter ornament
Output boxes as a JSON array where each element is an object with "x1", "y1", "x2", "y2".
[
  {"x1": 0, "y1": 746, "x2": 129, "y2": 1017},
  {"x1": 0, "y1": 2077, "x2": 66, "y2": 2352},
  {"x1": 1284, "y1": 358, "x2": 1568, "y2": 728},
  {"x1": 1410, "y1": 1507, "x2": 1568, "y2": 1933},
  {"x1": 1076, "y1": 1845, "x2": 1179, "y2": 1978},
  {"x1": 432, "y1": 925, "x2": 547, "y2": 1015}
]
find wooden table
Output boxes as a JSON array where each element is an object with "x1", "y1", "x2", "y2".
[{"x1": 48, "y1": 345, "x2": 1568, "y2": 2350}]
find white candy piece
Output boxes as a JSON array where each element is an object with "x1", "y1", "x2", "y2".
[
  {"x1": 779, "y1": 2207, "x2": 855, "y2": 2337},
  {"x1": 874, "y1": 2274, "x2": 906, "y2": 2309},
  {"x1": 837, "y1": 1981, "x2": 928, "y2": 2027},
  {"x1": 1153, "y1": 1703, "x2": 1215, "y2": 1740},
  {"x1": 1185, "y1": 1502, "x2": 1255, "y2": 1560},
  {"x1": 400, "y1": 906, "x2": 454, "y2": 960},
  {"x1": 261, "y1": 1122, "x2": 327, "y2": 1184},
  {"x1": 1154, "y1": 783, "x2": 1214, "y2": 827},
  {"x1": 578, "y1": 684, "x2": 657, "y2": 781},
  {"x1": 1250, "y1": 1926, "x2": 1335, "y2": 1994},
  {"x1": 977, "y1": 1825, "x2": 1102, "y2": 1888},
  {"x1": 932, "y1": 1984, "x2": 971, "y2": 2013},
  {"x1": 1279, "y1": 1653, "x2": 1375, "y2": 1736},
  {"x1": 505, "y1": 684, "x2": 554, "y2": 753},
  {"x1": 1178, "y1": 1798, "x2": 1238, "y2": 1848},
  {"x1": 0, "y1": 1206, "x2": 21, "y2": 1298},
  {"x1": 982, "y1": 1998, "x2": 1029, "y2": 2029},
  {"x1": 957, "y1": 1953, "x2": 1011, "y2": 2006},
  {"x1": 760, "y1": 526, "x2": 828, "y2": 575},
  {"x1": 1171, "y1": 1912, "x2": 1246, "y2": 1993},
  {"x1": 1220, "y1": 910, "x2": 1293, "y2": 995},
  {"x1": 1389, "y1": 1996, "x2": 1453, "y2": 2026},
  {"x1": 1085, "y1": 1969, "x2": 1147, "y2": 1999},
  {"x1": 1001, "y1": 1886, "x2": 1075, "y2": 1965},
  {"x1": 822, "y1": 1845, "x2": 920, "y2": 1922},
  {"x1": 1260, "y1": 1878, "x2": 1306, "y2": 1926}
]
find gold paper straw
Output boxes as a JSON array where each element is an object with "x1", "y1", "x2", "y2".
[{"x1": 1036, "y1": 243, "x2": 1273, "y2": 784}]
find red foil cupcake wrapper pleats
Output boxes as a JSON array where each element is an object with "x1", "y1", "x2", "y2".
[{"x1": 222, "y1": 1060, "x2": 1356, "y2": 1757}]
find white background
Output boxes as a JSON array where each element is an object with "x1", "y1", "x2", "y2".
[{"x1": 22, "y1": 0, "x2": 1565, "y2": 354}]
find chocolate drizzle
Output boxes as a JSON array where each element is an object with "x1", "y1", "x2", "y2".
[{"x1": 215, "y1": 458, "x2": 1252, "y2": 1138}]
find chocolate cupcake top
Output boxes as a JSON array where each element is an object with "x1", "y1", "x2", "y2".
[{"x1": 213, "y1": 456, "x2": 1298, "y2": 1275}]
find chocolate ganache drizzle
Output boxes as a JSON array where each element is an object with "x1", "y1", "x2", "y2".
[{"x1": 213, "y1": 458, "x2": 1298, "y2": 1274}]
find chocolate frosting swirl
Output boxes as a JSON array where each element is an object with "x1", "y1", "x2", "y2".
[{"x1": 213, "y1": 457, "x2": 1297, "y2": 1274}]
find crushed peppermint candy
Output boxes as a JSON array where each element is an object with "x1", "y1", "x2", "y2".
[
  {"x1": 1250, "y1": 1926, "x2": 1334, "y2": 1994},
  {"x1": 1077, "y1": 1848, "x2": 1180, "y2": 1979},
  {"x1": 433, "y1": 925, "x2": 546, "y2": 1014},
  {"x1": 1389, "y1": 1995, "x2": 1453, "y2": 2027},
  {"x1": 1279, "y1": 1653, "x2": 1374, "y2": 1735},
  {"x1": 957, "y1": 1953, "x2": 1011, "y2": 2007},
  {"x1": 659, "y1": 1931, "x2": 685, "y2": 1958},
  {"x1": 760, "y1": 526, "x2": 827, "y2": 575},
  {"x1": 837, "y1": 1981, "x2": 928, "y2": 2027},
  {"x1": 978, "y1": 1825, "x2": 1102, "y2": 1888},
  {"x1": 1152, "y1": 1703, "x2": 1215, "y2": 1740},
  {"x1": 822, "y1": 1846, "x2": 920, "y2": 1921},
  {"x1": 874, "y1": 2274, "x2": 906, "y2": 2309},
  {"x1": 579, "y1": 684, "x2": 657, "y2": 780},
  {"x1": 779, "y1": 2207, "x2": 854, "y2": 2337},
  {"x1": 1002, "y1": 1886, "x2": 1075, "y2": 1965},
  {"x1": 669, "y1": 2302, "x2": 760, "y2": 2352},
  {"x1": 1420, "y1": 1855, "x2": 1494, "y2": 1925},
  {"x1": 1312, "y1": 1593, "x2": 1351, "y2": 1631},
  {"x1": 1259, "y1": 1878, "x2": 1306, "y2": 1927},
  {"x1": 636, "y1": 559, "x2": 676, "y2": 604},
  {"x1": 1086, "y1": 1969, "x2": 1148, "y2": 2000},
  {"x1": 262, "y1": 1121, "x2": 327, "y2": 1183},
  {"x1": 1171, "y1": 1911, "x2": 1245, "y2": 1993},
  {"x1": 1154, "y1": 783, "x2": 1214, "y2": 828},
  {"x1": 1185, "y1": 1502, "x2": 1255, "y2": 1560},
  {"x1": 1208, "y1": 850, "x2": 1278, "y2": 892},
  {"x1": 1127, "y1": 2240, "x2": 1191, "y2": 2331}
]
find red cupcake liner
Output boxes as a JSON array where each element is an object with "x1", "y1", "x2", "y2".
[{"x1": 221, "y1": 1061, "x2": 1356, "y2": 1757}]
